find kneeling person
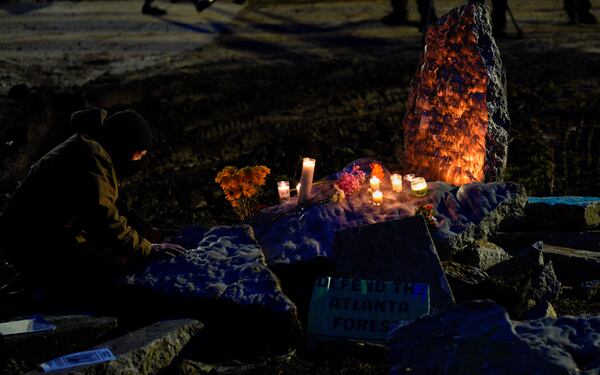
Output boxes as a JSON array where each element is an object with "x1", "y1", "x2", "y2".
[{"x1": 0, "y1": 109, "x2": 184, "y2": 305}]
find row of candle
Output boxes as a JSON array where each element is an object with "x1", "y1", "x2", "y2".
[
  {"x1": 370, "y1": 174, "x2": 427, "y2": 205},
  {"x1": 370, "y1": 174, "x2": 427, "y2": 195},
  {"x1": 276, "y1": 158, "x2": 429, "y2": 203}
]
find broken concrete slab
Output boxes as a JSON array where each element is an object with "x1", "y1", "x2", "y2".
[
  {"x1": 514, "y1": 315, "x2": 600, "y2": 373},
  {"x1": 386, "y1": 301, "x2": 567, "y2": 375},
  {"x1": 529, "y1": 261, "x2": 561, "y2": 305},
  {"x1": 333, "y1": 216, "x2": 454, "y2": 311},
  {"x1": 525, "y1": 196, "x2": 600, "y2": 229},
  {"x1": 123, "y1": 226, "x2": 301, "y2": 351},
  {"x1": 540, "y1": 244, "x2": 600, "y2": 284},
  {"x1": 431, "y1": 181, "x2": 527, "y2": 259},
  {"x1": 454, "y1": 240, "x2": 512, "y2": 270},
  {"x1": 491, "y1": 230, "x2": 600, "y2": 253},
  {"x1": 125, "y1": 226, "x2": 295, "y2": 316},
  {"x1": 487, "y1": 241, "x2": 544, "y2": 277},
  {"x1": 1, "y1": 315, "x2": 117, "y2": 374},
  {"x1": 485, "y1": 242, "x2": 545, "y2": 317},
  {"x1": 388, "y1": 300, "x2": 600, "y2": 374},
  {"x1": 476, "y1": 242, "x2": 560, "y2": 318},
  {"x1": 441, "y1": 261, "x2": 489, "y2": 303},
  {"x1": 28, "y1": 319, "x2": 202, "y2": 375}
]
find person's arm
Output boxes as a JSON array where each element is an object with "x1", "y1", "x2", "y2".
[{"x1": 81, "y1": 153, "x2": 151, "y2": 258}]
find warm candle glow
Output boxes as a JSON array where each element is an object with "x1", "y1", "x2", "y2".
[
  {"x1": 303, "y1": 158, "x2": 316, "y2": 168},
  {"x1": 372, "y1": 190, "x2": 383, "y2": 205},
  {"x1": 411, "y1": 177, "x2": 428, "y2": 197},
  {"x1": 391, "y1": 174, "x2": 402, "y2": 192},
  {"x1": 277, "y1": 181, "x2": 290, "y2": 201},
  {"x1": 298, "y1": 157, "x2": 315, "y2": 204},
  {"x1": 369, "y1": 176, "x2": 380, "y2": 191},
  {"x1": 404, "y1": 174, "x2": 415, "y2": 182}
]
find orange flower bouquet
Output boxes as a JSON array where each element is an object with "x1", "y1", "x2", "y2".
[{"x1": 215, "y1": 165, "x2": 270, "y2": 221}]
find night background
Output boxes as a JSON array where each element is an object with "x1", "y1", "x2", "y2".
[{"x1": 0, "y1": 0, "x2": 599, "y2": 374}]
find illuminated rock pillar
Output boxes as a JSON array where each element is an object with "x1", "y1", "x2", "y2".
[{"x1": 403, "y1": 1, "x2": 510, "y2": 186}]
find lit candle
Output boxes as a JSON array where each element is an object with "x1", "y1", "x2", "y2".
[
  {"x1": 298, "y1": 158, "x2": 315, "y2": 204},
  {"x1": 277, "y1": 181, "x2": 290, "y2": 202},
  {"x1": 372, "y1": 190, "x2": 383, "y2": 205},
  {"x1": 391, "y1": 174, "x2": 402, "y2": 192},
  {"x1": 296, "y1": 183, "x2": 301, "y2": 196},
  {"x1": 369, "y1": 176, "x2": 380, "y2": 191},
  {"x1": 404, "y1": 173, "x2": 415, "y2": 190},
  {"x1": 411, "y1": 177, "x2": 428, "y2": 197}
]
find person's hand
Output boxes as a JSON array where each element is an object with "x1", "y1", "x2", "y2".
[
  {"x1": 150, "y1": 242, "x2": 187, "y2": 259},
  {"x1": 145, "y1": 227, "x2": 164, "y2": 243}
]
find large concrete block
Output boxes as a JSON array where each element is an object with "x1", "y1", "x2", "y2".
[
  {"x1": 28, "y1": 319, "x2": 202, "y2": 375},
  {"x1": 333, "y1": 216, "x2": 454, "y2": 311}
]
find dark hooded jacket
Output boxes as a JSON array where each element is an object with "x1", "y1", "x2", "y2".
[{"x1": 0, "y1": 110, "x2": 152, "y2": 265}]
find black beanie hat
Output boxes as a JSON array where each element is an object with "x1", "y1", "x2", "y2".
[
  {"x1": 101, "y1": 110, "x2": 153, "y2": 156},
  {"x1": 72, "y1": 107, "x2": 107, "y2": 138}
]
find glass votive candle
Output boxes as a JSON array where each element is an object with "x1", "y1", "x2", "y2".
[
  {"x1": 390, "y1": 174, "x2": 402, "y2": 192},
  {"x1": 411, "y1": 177, "x2": 428, "y2": 197},
  {"x1": 277, "y1": 181, "x2": 290, "y2": 202},
  {"x1": 404, "y1": 173, "x2": 415, "y2": 190},
  {"x1": 372, "y1": 190, "x2": 383, "y2": 205},
  {"x1": 369, "y1": 176, "x2": 381, "y2": 191}
]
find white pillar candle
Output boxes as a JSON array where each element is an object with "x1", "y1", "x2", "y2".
[
  {"x1": 411, "y1": 177, "x2": 428, "y2": 197},
  {"x1": 391, "y1": 174, "x2": 403, "y2": 192},
  {"x1": 372, "y1": 190, "x2": 383, "y2": 205},
  {"x1": 369, "y1": 176, "x2": 380, "y2": 191},
  {"x1": 277, "y1": 181, "x2": 290, "y2": 202},
  {"x1": 298, "y1": 158, "x2": 315, "y2": 203}
]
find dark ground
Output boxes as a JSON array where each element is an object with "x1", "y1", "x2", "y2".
[{"x1": 0, "y1": 0, "x2": 599, "y2": 373}]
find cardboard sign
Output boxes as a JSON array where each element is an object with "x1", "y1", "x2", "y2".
[{"x1": 307, "y1": 277, "x2": 429, "y2": 343}]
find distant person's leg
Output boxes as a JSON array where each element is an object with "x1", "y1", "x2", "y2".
[
  {"x1": 576, "y1": 0, "x2": 597, "y2": 24},
  {"x1": 491, "y1": 0, "x2": 507, "y2": 36},
  {"x1": 195, "y1": 0, "x2": 216, "y2": 12},
  {"x1": 382, "y1": 0, "x2": 409, "y2": 25},
  {"x1": 417, "y1": 0, "x2": 437, "y2": 29},
  {"x1": 142, "y1": 0, "x2": 167, "y2": 16},
  {"x1": 564, "y1": 0, "x2": 578, "y2": 22}
]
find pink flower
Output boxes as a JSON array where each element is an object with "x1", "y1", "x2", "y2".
[{"x1": 336, "y1": 165, "x2": 366, "y2": 196}]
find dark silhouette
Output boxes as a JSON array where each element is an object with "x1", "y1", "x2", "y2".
[
  {"x1": 564, "y1": 0, "x2": 597, "y2": 23},
  {"x1": 142, "y1": 0, "x2": 167, "y2": 16},
  {"x1": 381, "y1": 0, "x2": 438, "y2": 29}
]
